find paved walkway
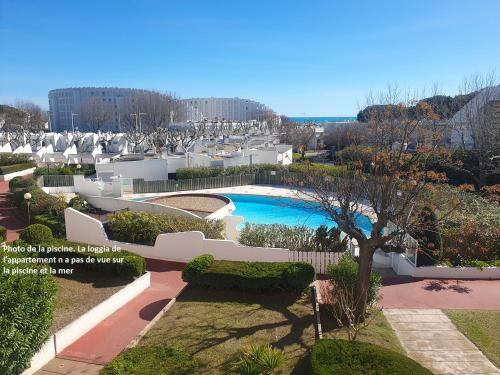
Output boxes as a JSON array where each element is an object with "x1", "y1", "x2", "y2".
[
  {"x1": 36, "y1": 259, "x2": 187, "y2": 373},
  {"x1": 384, "y1": 309, "x2": 499, "y2": 374},
  {"x1": 380, "y1": 271, "x2": 500, "y2": 310},
  {"x1": 0, "y1": 180, "x2": 27, "y2": 241}
]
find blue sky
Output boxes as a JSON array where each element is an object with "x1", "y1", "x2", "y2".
[{"x1": 0, "y1": 0, "x2": 499, "y2": 116}]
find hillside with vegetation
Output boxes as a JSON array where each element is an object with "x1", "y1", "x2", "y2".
[{"x1": 357, "y1": 92, "x2": 476, "y2": 121}]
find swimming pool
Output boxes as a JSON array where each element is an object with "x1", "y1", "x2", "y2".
[{"x1": 223, "y1": 194, "x2": 372, "y2": 235}]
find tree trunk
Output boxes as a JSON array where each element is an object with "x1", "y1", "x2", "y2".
[{"x1": 354, "y1": 243, "x2": 374, "y2": 320}]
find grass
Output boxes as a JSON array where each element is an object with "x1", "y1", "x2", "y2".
[
  {"x1": 52, "y1": 269, "x2": 130, "y2": 332},
  {"x1": 445, "y1": 310, "x2": 500, "y2": 367},
  {"x1": 138, "y1": 286, "x2": 402, "y2": 374},
  {"x1": 321, "y1": 307, "x2": 404, "y2": 354}
]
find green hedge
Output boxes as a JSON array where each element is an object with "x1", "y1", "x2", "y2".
[
  {"x1": 0, "y1": 153, "x2": 31, "y2": 166},
  {"x1": 0, "y1": 162, "x2": 34, "y2": 175},
  {"x1": 34, "y1": 164, "x2": 96, "y2": 177},
  {"x1": 0, "y1": 250, "x2": 57, "y2": 375},
  {"x1": 311, "y1": 339, "x2": 432, "y2": 375},
  {"x1": 106, "y1": 211, "x2": 224, "y2": 246},
  {"x1": 0, "y1": 225, "x2": 6, "y2": 242},
  {"x1": 101, "y1": 346, "x2": 199, "y2": 375},
  {"x1": 182, "y1": 255, "x2": 315, "y2": 293},
  {"x1": 175, "y1": 163, "x2": 347, "y2": 180},
  {"x1": 8, "y1": 176, "x2": 37, "y2": 192}
]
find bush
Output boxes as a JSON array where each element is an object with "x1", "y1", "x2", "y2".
[
  {"x1": 231, "y1": 344, "x2": 284, "y2": 375},
  {"x1": 239, "y1": 224, "x2": 348, "y2": 253},
  {"x1": 68, "y1": 195, "x2": 89, "y2": 212},
  {"x1": 181, "y1": 254, "x2": 214, "y2": 282},
  {"x1": 0, "y1": 153, "x2": 31, "y2": 166},
  {"x1": 311, "y1": 339, "x2": 432, "y2": 375},
  {"x1": 0, "y1": 251, "x2": 57, "y2": 375},
  {"x1": 412, "y1": 206, "x2": 443, "y2": 266},
  {"x1": 20, "y1": 224, "x2": 53, "y2": 245},
  {"x1": 117, "y1": 255, "x2": 147, "y2": 278},
  {"x1": 106, "y1": 211, "x2": 224, "y2": 246},
  {"x1": 0, "y1": 162, "x2": 34, "y2": 175},
  {"x1": 8, "y1": 176, "x2": 37, "y2": 192},
  {"x1": 34, "y1": 164, "x2": 96, "y2": 177},
  {"x1": 0, "y1": 225, "x2": 6, "y2": 242},
  {"x1": 326, "y1": 255, "x2": 381, "y2": 306},
  {"x1": 34, "y1": 214, "x2": 66, "y2": 237},
  {"x1": 100, "y1": 346, "x2": 199, "y2": 375},
  {"x1": 183, "y1": 255, "x2": 315, "y2": 293}
]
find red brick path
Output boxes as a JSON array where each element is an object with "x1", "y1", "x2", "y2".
[
  {"x1": 0, "y1": 180, "x2": 27, "y2": 241},
  {"x1": 380, "y1": 274, "x2": 500, "y2": 310},
  {"x1": 58, "y1": 259, "x2": 187, "y2": 365}
]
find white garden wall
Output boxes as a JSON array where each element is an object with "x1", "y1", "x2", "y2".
[
  {"x1": 390, "y1": 253, "x2": 500, "y2": 279},
  {"x1": 0, "y1": 167, "x2": 36, "y2": 181},
  {"x1": 65, "y1": 208, "x2": 291, "y2": 263}
]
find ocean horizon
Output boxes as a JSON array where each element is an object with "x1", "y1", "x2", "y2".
[{"x1": 288, "y1": 116, "x2": 356, "y2": 123}]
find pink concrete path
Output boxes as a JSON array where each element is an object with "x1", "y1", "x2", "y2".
[
  {"x1": 58, "y1": 259, "x2": 187, "y2": 365},
  {"x1": 380, "y1": 273, "x2": 500, "y2": 310},
  {"x1": 0, "y1": 180, "x2": 28, "y2": 241}
]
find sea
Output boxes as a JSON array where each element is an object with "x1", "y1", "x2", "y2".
[{"x1": 288, "y1": 116, "x2": 356, "y2": 123}]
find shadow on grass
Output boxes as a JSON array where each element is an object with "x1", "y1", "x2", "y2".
[
  {"x1": 54, "y1": 268, "x2": 131, "y2": 288},
  {"x1": 159, "y1": 285, "x2": 316, "y2": 373}
]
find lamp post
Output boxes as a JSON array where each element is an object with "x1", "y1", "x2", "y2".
[{"x1": 24, "y1": 192, "x2": 32, "y2": 224}]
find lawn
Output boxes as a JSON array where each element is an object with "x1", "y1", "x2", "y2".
[
  {"x1": 445, "y1": 310, "x2": 500, "y2": 367},
  {"x1": 138, "y1": 286, "x2": 402, "y2": 374},
  {"x1": 52, "y1": 269, "x2": 131, "y2": 332}
]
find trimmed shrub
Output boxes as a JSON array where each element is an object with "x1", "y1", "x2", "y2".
[
  {"x1": 311, "y1": 339, "x2": 432, "y2": 375},
  {"x1": 181, "y1": 254, "x2": 214, "y2": 282},
  {"x1": 117, "y1": 255, "x2": 147, "y2": 278},
  {"x1": 0, "y1": 153, "x2": 31, "y2": 166},
  {"x1": 8, "y1": 176, "x2": 37, "y2": 192},
  {"x1": 183, "y1": 255, "x2": 315, "y2": 293},
  {"x1": 100, "y1": 346, "x2": 199, "y2": 375},
  {"x1": 20, "y1": 224, "x2": 53, "y2": 245},
  {"x1": 106, "y1": 211, "x2": 224, "y2": 246},
  {"x1": 0, "y1": 251, "x2": 57, "y2": 375},
  {"x1": 0, "y1": 225, "x2": 6, "y2": 242},
  {"x1": 34, "y1": 213, "x2": 65, "y2": 237},
  {"x1": 0, "y1": 162, "x2": 34, "y2": 175},
  {"x1": 326, "y1": 255, "x2": 382, "y2": 306}
]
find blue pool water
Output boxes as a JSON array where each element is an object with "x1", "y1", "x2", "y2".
[{"x1": 223, "y1": 194, "x2": 372, "y2": 235}]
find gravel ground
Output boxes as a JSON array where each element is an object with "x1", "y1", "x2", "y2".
[{"x1": 150, "y1": 195, "x2": 226, "y2": 217}]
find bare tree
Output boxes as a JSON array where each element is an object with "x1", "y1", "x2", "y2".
[
  {"x1": 79, "y1": 97, "x2": 112, "y2": 132},
  {"x1": 166, "y1": 124, "x2": 201, "y2": 153},
  {"x1": 287, "y1": 88, "x2": 449, "y2": 319},
  {"x1": 320, "y1": 280, "x2": 381, "y2": 341},
  {"x1": 453, "y1": 73, "x2": 500, "y2": 188},
  {"x1": 7, "y1": 101, "x2": 47, "y2": 148}
]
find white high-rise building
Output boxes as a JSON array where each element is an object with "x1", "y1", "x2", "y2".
[{"x1": 182, "y1": 97, "x2": 268, "y2": 122}]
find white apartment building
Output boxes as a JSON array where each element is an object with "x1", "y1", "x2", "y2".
[{"x1": 182, "y1": 97, "x2": 269, "y2": 122}]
